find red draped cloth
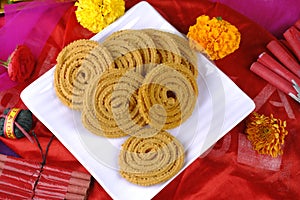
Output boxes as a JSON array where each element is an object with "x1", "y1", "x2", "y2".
[{"x1": 0, "y1": 0, "x2": 300, "y2": 199}]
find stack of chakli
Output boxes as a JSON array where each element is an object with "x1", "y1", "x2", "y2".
[{"x1": 54, "y1": 29, "x2": 199, "y2": 186}]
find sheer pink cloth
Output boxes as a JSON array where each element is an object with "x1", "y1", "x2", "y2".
[{"x1": 0, "y1": 0, "x2": 73, "y2": 91}]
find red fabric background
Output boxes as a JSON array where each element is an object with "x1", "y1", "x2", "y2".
[{"x1": 0, "y1": 0, "x2": 300, "y2": 199}]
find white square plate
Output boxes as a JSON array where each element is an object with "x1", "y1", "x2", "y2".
[{"x1": 21, "y1": 1, "x2": 255, "y2": 200}]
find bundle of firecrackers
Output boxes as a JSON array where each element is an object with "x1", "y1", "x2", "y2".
[
  {"x1": 0, "y1": 154, "x2": 91, "y2": 199},
  {"x1": 187, "y1": 15, "x2": 297, "y2": 158},
  {"x1": 250, "y1": 19, "x2": 300, "y2": 103},
  {"x1": 246, "y1": 20, "x2": 300, "y2": 158},
  {"x1": 0, "y1": 108, "x2": 92, "y2": 199}
]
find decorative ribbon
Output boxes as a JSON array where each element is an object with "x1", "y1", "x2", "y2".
[
  {"x1": 3, "y1": 108, "x2": 20, "y2": 139},
  {"x1": 1, "y1": 108, "x2": 34, "y2": 143}
]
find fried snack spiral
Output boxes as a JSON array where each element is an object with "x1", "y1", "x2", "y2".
[
  {"x1": 103, "y1": 39, "x2": 144, "y2": 71},
  {"x1": 103, "y1": 29, "x2": 158, "y2": 65},
  {"x1": 82, "y1": 69, "x2": 149, "y2": 138},
  {"x1": 81, "y1": 42, "x2": 115, "y2": 75},
  {"x1": 141, "y1": 29, "x2": 182, "y2": 64},
  {"x1": 119, "y1": 130, "x2": 185, "y2": 186},
  {"x1": 54, "y1": 39, "x2": 113, "y2": 110},
  {"x1": 111, "y1": 69, "x2": 166, "y2": 138},
  {"x1": 54, "y1": 39, "x2": 99, "y2": 109},
  {"x1": 56, "y1": 39, "x2": 99, "y2": 66},
  {"x1": 164, "y1": 32, "x2": 198, "y2": 77},
  {"x1": 138, "y1": 63, "x2": 198, "y2": 130}
]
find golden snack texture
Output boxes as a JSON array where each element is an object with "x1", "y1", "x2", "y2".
[
  {"x1": 82, "y1": 69, "x2": 140, "y2": 138},
  {"x1": 54, "y1": 39, "x2": 113, "y2": 110},
  {"x1": 138, "y1": 63, "x2": 198, "y2": 130},
  {"x1": 103, "y1": 39, "x2": 144, "y2": 71},
  {"x1": 54, "y1": 29, "x2": 200, "y2": 185},
  {"x1": 119, "y1": 130, "x2": 185, "y2": 186},
  {"x1": 103, "y1": 29, "x2": 158, "y2": 64},
  {"x1": 164, "y1": 31, "x2": 198, "y2": 77},
  {"x1": 142, "y1": 29, "x2": 180, "y2": 61}
]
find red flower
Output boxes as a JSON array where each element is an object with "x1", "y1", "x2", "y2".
[{"x1": 1, "y1": 45, "x2": 36, "y2": 82}]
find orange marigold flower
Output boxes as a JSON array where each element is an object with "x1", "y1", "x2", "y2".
[
  {"x1": 187, "y1": 15, "x2": 241, "y2": 60},
  {"x1": 245, "y1": 112, "x2": 288, "y2": 157}
]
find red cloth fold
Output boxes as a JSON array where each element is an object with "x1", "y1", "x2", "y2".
[{"x1": 0, "y1": 0, "x2": 300, "y2": 199}]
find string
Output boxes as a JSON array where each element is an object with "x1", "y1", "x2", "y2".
[{"x1": 32, "y1": 131, "x2": 55, "y2": 165}]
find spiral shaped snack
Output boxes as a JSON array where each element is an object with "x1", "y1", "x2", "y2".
[
  {"x1": 111, "y1": 69, "x2": 168, "y2": 138},
  {"x1": 54, "y1": 39, "x2": 111, "y2": 110},
  {"x1": 164, "y1": 32, "x2": 198, "y2": 77},
  {"x1": 103, "y1": 29, "x2": 158, "y2": 65},
  {"x1": 82, "y1": 69, "x2": 149, "y2": 138},
  {"x1": 119, "y1": 130, "x2": 185, "y2": 186},
  {"x1": 56, "y1": 39, "x2": 99, "y2": 65},
  {"x1": 141, "y1": 29, "x2": 182, "y2": 64},
  {"x1": 103, "y1": 39, "x2": 144, "y2": 71},
  {"x1": 81, "y1": 42, "x2": 115, "y2": 75},
  {"x1": 138, "y1": 63, "x2": 198, "y2": 130},
  {"x1": 53, "y1": 28, "x2": 203, "y2": 187}
]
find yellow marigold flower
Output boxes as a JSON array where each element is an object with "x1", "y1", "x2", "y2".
[
  {"x1": 245, "y1": 112, "x2": 288, "y2": 157},
  {"x1": 187, "y1": 15, "x2": 241, "y2": 60},
  {"x1": 75, "y1": 0, "x2": 125, "y2": 33}
]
